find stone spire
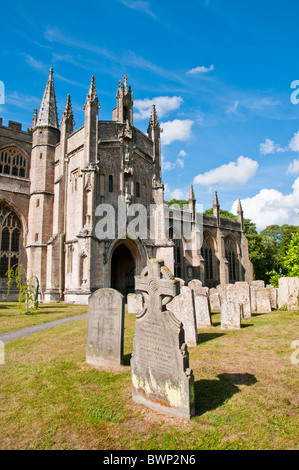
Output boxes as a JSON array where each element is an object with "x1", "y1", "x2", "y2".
[
  {"x1": 237, "y1": 198, "x2": 244, "y2": 231},
  {"x1": 188, "y1": 184, "x2": 196, "y2": 202},
  {"x1": 84, "y1": 76, "x2": 99, "y2": 108},
  {"x1": 32, "y1": 108, "x2": 38, "y2": 128},
  {"x1": 213, "y1": 191, "x2": 220, "y2": 225},
  {"x1": 112, "y1": 76, "x2": 133, "y2": 125},
  {"x1": 36, "y1": 68, "x2": 59, "y2": 129},
  {"x1": 60, "y1": 94, "x2": 75, "y2": 135},
  {"x1": 188, "y1": 184, "x2": 196, "y2": 222}
]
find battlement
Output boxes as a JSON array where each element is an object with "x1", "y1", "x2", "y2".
[{"x1": 0, "y1": 118, "x2": 32, "y2": 136}]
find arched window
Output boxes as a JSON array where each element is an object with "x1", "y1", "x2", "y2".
[
  {"x1": 108, "y1": 175, "x2": 113, "y2": 193},
  {"x1": 225, "y1": 237, "x2": 237, "y2": 282},
  {"x1": 0, "y1": 148, "x2": 27, "y2": 178},
  {"x1": 201, "y1": 233, "x2": 215, "y2": 281},
  {"x1": 135, "y1": 181, "x2": 140, "y2": 198},
  {"x1": 0, "y1": 204, "x2": 21, "y2": 278}
]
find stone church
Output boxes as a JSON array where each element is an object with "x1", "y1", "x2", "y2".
[{"x1": 0, "y1": 69, "x2": 253, "y2": 303}]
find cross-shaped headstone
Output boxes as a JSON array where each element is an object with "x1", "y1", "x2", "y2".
[{"x1": 135, "y1": 259, "x2": 179, "y2": 311}]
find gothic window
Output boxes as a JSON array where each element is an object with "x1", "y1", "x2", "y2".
[
  {"x1": 169, "y1": 227, "x2": 183, "y2": 278},
  {"x1": 0, "y1": 204, "x2": 21, "y2": 278},
  {"x1": 0, "y1": 148, "x2": 27, "y2": 178},
  {"x1": 135, "y1": 181, "x2": 140, "y2": 198},
  {"x1": 201, "y1": 234, "x2": 215, "y2": 281},
  {"x1": 225, "y1": 237, "x2": 237, "y2": 282},
  {"x1": 108, "y1": 175, "x2": 113, "y2": 193}
]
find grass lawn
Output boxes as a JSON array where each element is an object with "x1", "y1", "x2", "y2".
[
  {"x1": 0, "y1": 304, "x2": 298, "y2": 450},
  {"x1": 0, "y1": 302, "x2": 88, "y2": 333}
]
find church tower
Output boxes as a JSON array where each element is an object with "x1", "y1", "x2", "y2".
[{"x1": 27, "y1": 68, "x2": 60, "y2": 295}]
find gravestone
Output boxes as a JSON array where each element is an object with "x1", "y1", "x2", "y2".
[
  {"x1": 250, "y1": 280, "x2": 265, "y2": 289},
  {"x1": 266, "y1": 286, "x2": 278, "y2": 310},
  {"x1": 216, "y1": 284, "x2": 228, "y2": 303},
  {"x1": 278, "y1": 277, "x2": 299, "y2": 310},
  {"x1": 167, "y1": 286, "x2": 198, "y2": 347},
  {"x1": 227, "y1": 282, "x2": 251, "y2": 318},
  {"x1": 221, "y1": 300, "x2": 242, "y2": 330},
  {"x1": 127, "y1": 293, "x2": 144, "y2": 314},
  {"x1": 86, "y1": 288, "x2": 125, "y2": 367},
  {"x1": 27, "y1": 275, "x2": 39, "y2": 311},
  {"x1": 194, "y1": 295, "x2": 212, "y2": 327},
  {"x1": 131, "y1": 259, "x2": 195, "y2": 419},
  {"x1": 209, "y1": 292, "x2": 221, "y2": 312},
  {"x1": 256, "y1": 288, "x2": 272, "y2": 313},
  {"x1": 250, "y1": 286, "x2": 258, "y2": 313}
]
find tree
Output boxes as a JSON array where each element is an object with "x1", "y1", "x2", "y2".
[
  {"x1": 6, "y1": 265, "x2": 38, "y2": 313},
  {"x1": 164, "y1": 199, "x2": 188, "y2": 209},
  {"x1": 284, "y1": 232, "x2": 299, "y2": 277}
]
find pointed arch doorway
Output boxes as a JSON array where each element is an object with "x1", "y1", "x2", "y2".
[{"x1": 111, "y1": 244, "x2": 135, "y2": 296}]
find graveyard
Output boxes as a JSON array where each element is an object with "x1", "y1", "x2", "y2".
[{"x1": 0, "y1": 271, "x2": 298, "y2": 450}]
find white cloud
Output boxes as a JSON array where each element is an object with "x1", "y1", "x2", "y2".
[
  {"x1": 287, "y1": 158, "x2": 299, "y2": 174},
  {"x1": 134, "y1": 96, "x2": 183, "y2": 120},
  {"x1": 193, "y1": 156, "x2": 258, "y2": 186},
  {"x1": 119, "y1": 0, "x2": 156, "y2": 18},
  {"x1": 259, "y1": 138, "x2": 286, "y2": 155},
  {"x1": 231, "y1": 178, "x2": 299, "y2": 231},
  {"x1": 164, "y1": 183, "x2": 184, "y2": 200},
  {"x1": 162, "y1": 150, "x2": 187, "y2": 171},
  {"x1": 289, "y1": 131, "x2": 299, "y2": 152},
  {"x1": 187, "y1": 65, "x2": 214, "y2": 75},
  {"x1": 160, "y1": 119, "x2": 194, "y2": 145}
]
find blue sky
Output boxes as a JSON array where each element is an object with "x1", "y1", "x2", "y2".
[{"x1": 1, "y1": 0, "x2": 299, "y2": 230}]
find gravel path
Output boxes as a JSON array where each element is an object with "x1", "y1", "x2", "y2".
[{"x1": 0, "y1": 313, "x2": 88, "y2": 344}]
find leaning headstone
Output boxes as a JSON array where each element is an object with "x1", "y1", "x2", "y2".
[
  {"x1": 127, "y1": 293, "x2": 144, "y2": 314},
  {"x1": 167, "y1": 286, "x2": 198, "y2": 347},
  {"x1": 194, "y1": 294, "x2": 212, "y2": 327},
  {"x1": 131, "y1": 259, "x2": 195, "y2": 419},
  {"x1": 86, "y1": 288, "x2": 125, "y2": 367},
  {"x1": 221, "y1": 301, "x2": 242, "y2": 330},
  {"x1": 209, "y1": 292, "x2": 221, "y2": 312},
  {"x1": 227, "y1": 282, "x2": 251, "y2": 318},
  {"x1": 188, "y1": 280, "x2": 209, "y2": 297},
  {"x1": 256, "y1": 288, "x2": 272, "y2": 313}
]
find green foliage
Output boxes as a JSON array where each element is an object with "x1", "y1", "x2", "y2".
[
  {"x1": 204, "y1": 208, "x2": 238, "y2": 222},
  {"x1": 284, "y1": 232, "x2": 299, "y2": 277},
  {"x1": 164, "y1": 199, "x2": 189, "y2": 209},
  {"x1": 6, "y1": 264, "x2": 38, "y2": 313}
]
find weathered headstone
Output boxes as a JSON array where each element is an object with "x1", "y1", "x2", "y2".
[
  {"x1": 194, "y1": 294, "x2": 212, "y2": 327},
  {"x1": 27, "y1": 275, "x2": 39, "y2": 311},
  {"x1": 188, "y1": 280, "x2": 209, "y2": 297},
  {"x1": 86, "y1": 288, "x2": 125, "y2": 367},
  {"x1": 167, "y1": 286, "x2": 198, "y2": 347},
  {"x1": 127, "y1": 293, "x2": 144, "y2": 314},
  {"x1": 266, "y1": 286, "x2": 278, "y2": 310},
  {"x1": 256, "y1": 288, "x2": 272, "y2": 313},
  {"x1": 250, "y1": 286, "x2": 257, "y2": 313},
  {"x1": 250, "y1": 280, "x2": 265, "y2": 289},
  {"x1": 278, "y1": 277, "x2": 299, "y2": 310},
  {"x1": 227, "y1": 282, "x2": 251, "y2": 318},
  {"x1": 131, "y1": 259, "x2": 195, "y2": 419},
  {"x1": 216, "y1": 284, "x2": 228, "y2": 303},
  {"x1": 209, "y1": 292, "x2": 221, "y2": 312},
  {"x1": 221, "y1": 301, "x2": 242, "y2": 330}
]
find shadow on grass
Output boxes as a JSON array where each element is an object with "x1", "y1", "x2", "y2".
[
  {"x1": 197, "y1": 332, "x2": 226, "y2": 344},
  {"x1": 123, "y1": 353, "x2": 132, "y2": 367},
  {"x1": 194, "y1": 373, "x2": 257, "y2": 416}
]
